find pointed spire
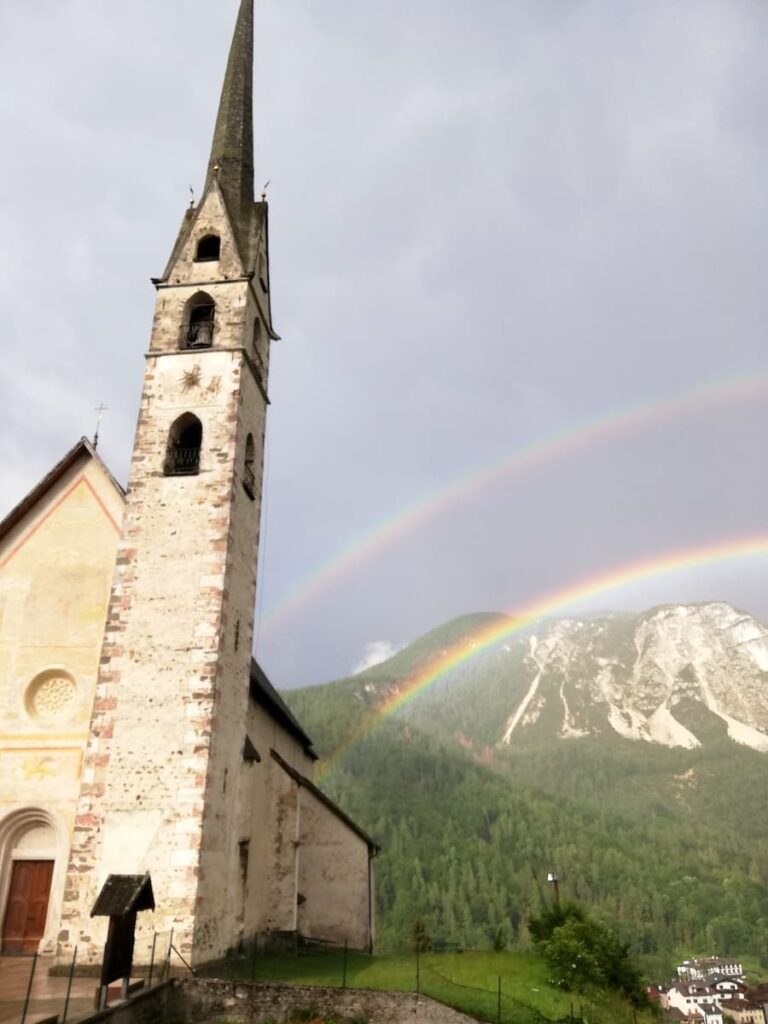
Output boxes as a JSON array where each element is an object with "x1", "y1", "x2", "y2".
[{"x1": 206, "y1": 0, "x2": 255, "y2": 237}]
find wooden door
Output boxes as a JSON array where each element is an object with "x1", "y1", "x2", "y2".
[{"x1": 1, "y1": 860, "x2": 54, "y2": 954}]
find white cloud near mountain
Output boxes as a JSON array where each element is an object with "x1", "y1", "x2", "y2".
[{"x1": 353, "y1": 641, "x2": 402, "y2": 675}]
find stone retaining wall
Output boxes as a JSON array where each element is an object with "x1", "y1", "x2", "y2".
[
  {"x1": 74, "y1": 981, "x2": 174, "y2": 1024},
  {"x1": 175, "y1": 978, "x2": 479, "y2": 1024}
]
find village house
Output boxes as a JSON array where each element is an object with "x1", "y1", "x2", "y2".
[
  {"x1": 709, "y1": 976, "x2": 748, "y2": 1000},
  {"x1": 663, "y1": 996, "x2": 723, "y2": 1024},
  {"x1": 746, "y1": 984, "x2": 768, "y2": 1024},
  {"x1": 679, "y1": 959, "x2": 745, "y2": 982},
  {"x1": 718, "y1": 998, "x2": 764, "y2": 1024},
  {"x1": 661, "y1": 962, "x2": 768, "y2": 1024},
  {"x1": 698, "y1": 1004, "x2": 724, "y2": 1024},
  {"x1": 664, "y1": 1003, "x2": 723, "y2": 1024},
  {"x1": 665, "y1": 981, "x2": 724, "y2": 1016}
]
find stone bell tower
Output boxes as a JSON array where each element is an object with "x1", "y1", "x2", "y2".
[{"x1": 57, "y1": 0, "x2": 277, "y2": 966}]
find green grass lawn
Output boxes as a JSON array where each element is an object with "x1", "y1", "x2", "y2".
[{"x1": 206, "y1": 949, "x2": 657, "y2": 1024}]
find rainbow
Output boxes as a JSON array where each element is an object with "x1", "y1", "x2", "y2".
[
  {"x1": 315, "y1": 534, "x2": 768, "y2": 781},
  {"x1": 261, "y1": 374, "x2": 768, "y2": 639}
]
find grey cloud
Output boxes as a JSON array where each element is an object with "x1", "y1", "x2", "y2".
[{"x1": 2, "y1": 0, "x2": 767, "y2": 687}]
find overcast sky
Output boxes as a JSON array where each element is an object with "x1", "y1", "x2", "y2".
[{"x1": 2, "y1": 0, "x2": 768, "y2": 687}]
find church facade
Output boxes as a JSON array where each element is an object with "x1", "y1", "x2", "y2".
[{"x1": 0, "y1": 0, "x2": 376, "y2": 967}]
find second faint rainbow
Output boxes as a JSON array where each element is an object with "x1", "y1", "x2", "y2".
[{"x1": 262, "y1": 373, "x2": 768, "y2": 638}]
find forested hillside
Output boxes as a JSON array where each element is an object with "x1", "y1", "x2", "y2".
[{"x1": 285, "y1": 606, "x2": 768, "y2": 968}]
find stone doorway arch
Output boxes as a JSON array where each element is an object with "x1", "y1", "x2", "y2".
[{"x1": 0, "y1": 807, "x2": 68, "y2": 954}]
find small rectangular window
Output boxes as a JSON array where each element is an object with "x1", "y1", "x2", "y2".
[{"x1": 238, "y1": 839, "x2": 250, "y2": 886}]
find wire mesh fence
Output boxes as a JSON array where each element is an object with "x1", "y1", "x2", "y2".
[
  {"x1": 420, "y1": 961, "x2": 541, "y2": 1024},
  {"x1": 2, "y1": 938, "x2": 643, "y2": 1024},
  {"x1": 201, "y1": 943, "x2": 644, "y2": 1024},
  {"x1": 418, "y1": 961, "x2": 624, "y2": 1024}
]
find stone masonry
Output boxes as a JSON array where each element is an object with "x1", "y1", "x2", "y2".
[{"x1": 174, "y1": 979, "x2": 480, "y2": 1024}]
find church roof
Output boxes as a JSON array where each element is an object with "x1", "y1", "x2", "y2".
[
  {"x1": 271, "y1": 749, "x2": 381, "y2": 853},
  {"x1": 0, "y1": 436, "x2": 124, "y2": 546},
  {"x1": 249, "y1": 659, "x2": 317, "y2": 759}
]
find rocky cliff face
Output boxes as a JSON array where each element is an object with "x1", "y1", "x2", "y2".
[{"x1": 500, "y1": 603, "x2": 768, "y2": 751}]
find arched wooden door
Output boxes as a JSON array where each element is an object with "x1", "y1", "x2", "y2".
[{"x1": 1, "y1": 860, "x2": 54, "y2": 954}]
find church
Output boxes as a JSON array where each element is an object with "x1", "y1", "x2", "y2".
[{"x1": 0, "y1": 0, "x2": 377, "y2": 968}]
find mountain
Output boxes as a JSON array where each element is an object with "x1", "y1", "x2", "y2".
[
  {"x1": 284, "y1": 602, "x2": 768, "y2": 968},
  {"x1": 499, "y1": 603, "x2": 768, "y2": 750}
]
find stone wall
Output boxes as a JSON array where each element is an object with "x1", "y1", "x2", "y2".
[
  {"x1": 297, "y1": 786, "x2": 373, "y2": 950},
  {"x1": 174, "y1": 978, "x2": 479, "y2": 1024},
  {"x1": 68, "y1": 978, "x2": 478, "y2": 1024},
  {"x1": 70, "y1": 981, "x2": 174, "y2": 1024},
  {"x1": 238, "y1": 704, "x2": 316, "y2": 941}
]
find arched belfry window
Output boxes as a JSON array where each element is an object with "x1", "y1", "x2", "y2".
[
  {"x1": 165, "y1": 413, "x2": 202, "y2": 476},
  {"x1": 243, "y1": 433, "x2": 256, "y2": 499},
  {"x1": 184, "y1": 292, "x2": 215, "y2": 350},
  {"x1": 195, "y1": 234, "x2": 221, "y2": 262}
]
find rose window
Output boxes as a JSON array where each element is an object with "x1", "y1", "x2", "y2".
[{"x1": 25, "y1": 670, "x2": 78, "y2": 723}]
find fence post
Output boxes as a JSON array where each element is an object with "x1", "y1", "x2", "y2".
[
  {"x1": 416, "y1": 943, "x2": 420, "y2": 995},
  {"x1": 342, "y1": 940, "x2": 348, "y2": 989},
  {"x1": 62, "y1": 945, "x2": 78, "y2": 1024},
  {"x1": 20, "y1": 951, "x2": 38, "y2": 1024},
  {"x1": 161, "y1": 928, "x2": 174, "y2": 981},
  {"x1": 148, "y1": 932, "x2": 157, "y2": 987},
  {"x1": 497, "y1": 975, "x2": 502, "y2": 1024},
  {"x1": 251, "y1": 938, "x2": 258, "y2": 983},
  {"x1": 169, "y1": 943, "x2": 196, "y2": 976}
]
